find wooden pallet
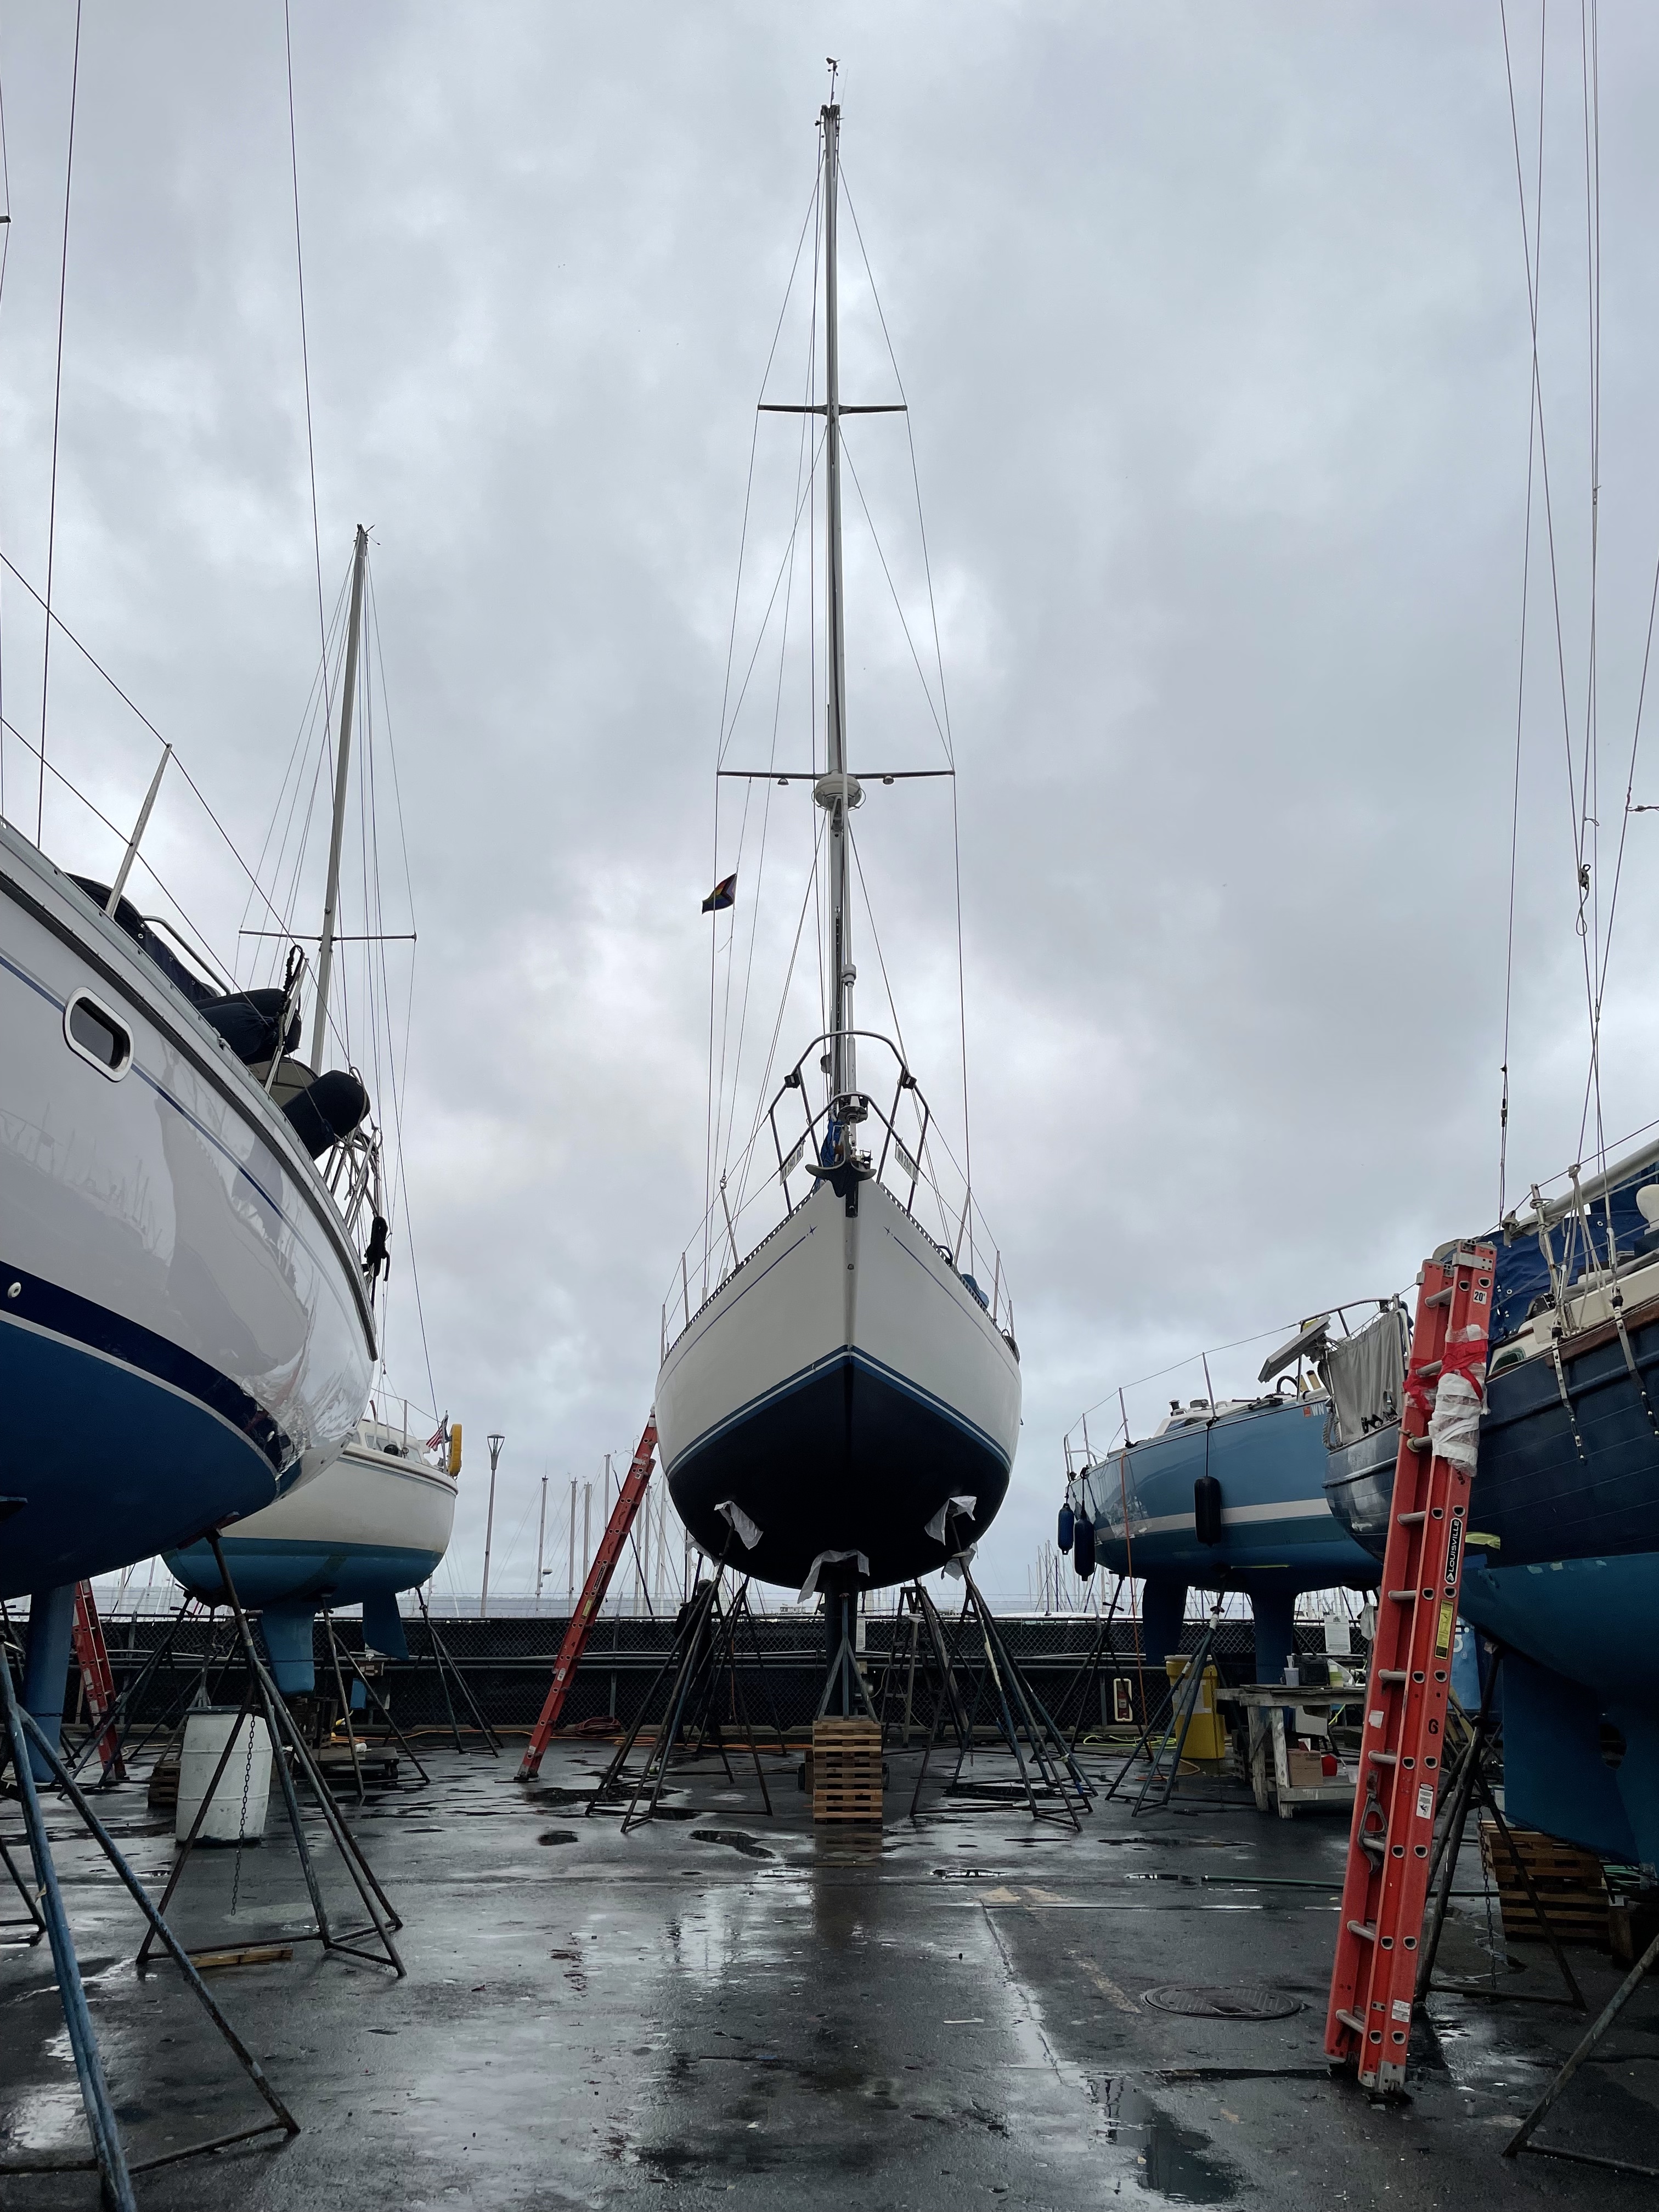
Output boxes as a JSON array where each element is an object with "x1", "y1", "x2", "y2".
[
  {"x1": 812, "y1": 1718, "x2": 882, "y2": 1825},
  {"x1": 1479, "y1": 1819, "x2": 1610, "y2": 1946}
]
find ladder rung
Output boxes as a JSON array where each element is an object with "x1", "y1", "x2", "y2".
[
  {"x1": 1425, "y1": 1285, "x2": 1454, "y2": 1307},
  {"x1": 1376, "y1": 1669, "x2": 1408, "y2": 1684},
  {"x1": 1335, "y1": 2009, "x2": 1366, "y2": 2035},
  {"x1": 1368, "y1": 1750, "x2": 1398, "y2": 1766},
  {"x1": 1404, "y1": 1434, "x2": 1430, "y2": 1454},
  {"x1": 1387, "y1": 1590, "x2": 1418, "y2": 1602},
  {"x1": 1415, "y1": 1359, "x2": 1443, "y2": 1380},
  {"x1": 1397, "y1": 1510, "x2": 1426, "y2": 1525},
  {"x1": 1346, "y1": 1920, "x2": 1378, "y2": 1942}
]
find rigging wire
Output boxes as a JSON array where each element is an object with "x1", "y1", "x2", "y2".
[
  {"x1": 1497, "y1": 0, "x2": 1547, "y2": 1220},
  {"x1": 37, "y1": 0, "x2": 82, "y2": 847},
  {"x1": 716, "y1": 273, "x2": 823, "y2": 1189},
  {"x1": 705, "y1": 167, "x2": 824, "y2": 1263},
  {"x1": 283, "y1": 0, "x2": 329, "y2": 684},
  {"x1": 1499, "y1": 0, "x2": 1604, "y2": 1184},
  {"x1": 840, "y1": 167, "x2": 974, "y2": 1240},
  {"x1": 365, "y1": 562, "x2": 440, "y2": 1416},
  {"x1": 1576, "y1": 0, "x2": 1606, "y2": 1175},
  {"x1": 0, "y1": 55, "x2": 13, "y2": 820},
  {"x1": 0, "y1": 547, "x2": 323, "y2": 945}
]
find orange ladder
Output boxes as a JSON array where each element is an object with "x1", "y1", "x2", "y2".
[
  {"x1": 1325, "y1": 1243, "x2": 1496, "y2": 2091},
  {"x1": 71, "y1": 1581, "x2": 126, "y2": 1784},
  {"x1": 516, "y1": 1417, "x2": 658, "y2": 1781}
]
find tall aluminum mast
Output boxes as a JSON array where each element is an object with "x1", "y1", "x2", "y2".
[
  {"x1": 819, "y1": 100, "x2": 857, "y2": 1108},
  {"x1": 309, "y1": 523, "x2": 369, "y2": 1069}
]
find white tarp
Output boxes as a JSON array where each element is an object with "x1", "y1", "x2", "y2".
[{"x1": 1322, "y1": 1305, "x2": 1410, "y2": 1448}]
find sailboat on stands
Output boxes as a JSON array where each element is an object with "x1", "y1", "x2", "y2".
[
  {"x1": 653, "y1": 97, "x2": 1022, "y2": 1676},
  {"x1": 0, "y1": 565, "x2": 381, "y2": 1602},
  {"x1": 166, "y1": 527, "x2": 457, "y2": 1692}
]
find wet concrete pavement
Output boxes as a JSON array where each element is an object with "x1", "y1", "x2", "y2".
[{"x1": 3, "y1": 1744, "x2": 1657, "y2": 2208}]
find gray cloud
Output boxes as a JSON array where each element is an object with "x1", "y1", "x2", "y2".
[{"x1": 5, "y1": 4, "x2": 1657, "y2": 1599}]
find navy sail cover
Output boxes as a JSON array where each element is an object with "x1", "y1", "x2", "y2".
[{"x1": 1476, "y1": 1152, "x2": 1659, "y2": 1344}]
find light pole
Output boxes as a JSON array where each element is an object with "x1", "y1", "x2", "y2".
[
  {"x1": 535, "y1": 1471, "x2": 548, "y2": 1606},
  {"x1": 481, "y1": 1432, "x2": 505, "y2": 1618}
]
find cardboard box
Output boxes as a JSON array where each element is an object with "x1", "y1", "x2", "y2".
[{"x1": 1285, "y1": 1749, "x2": 1337, "y2": 1788}]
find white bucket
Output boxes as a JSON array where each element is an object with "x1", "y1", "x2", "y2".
[{"x1": 176, "y1": 1711, "x2": 272, "y2": 1844}]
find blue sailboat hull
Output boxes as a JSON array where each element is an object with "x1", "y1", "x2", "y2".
[
  {"x1": 1325, "y1": 1290, "x2": 1659, "y2": 1865},
  {"x1": 1080, "y1": 1393, "x2": 1379, "y2": 1680}
]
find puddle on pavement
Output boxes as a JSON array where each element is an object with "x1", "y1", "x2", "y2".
[{"x1": 1103, "y1": 2082, "x2": 1240, "y2": 2204}]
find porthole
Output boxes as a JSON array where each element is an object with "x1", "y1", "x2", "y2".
[{"x1": 64, "y1": 990, "x2": 132, "y2": 1080}]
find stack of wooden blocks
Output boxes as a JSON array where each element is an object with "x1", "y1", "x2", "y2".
[
  {"x1": 811, "y1": 1717, "x2": 883, "y2": 1825},
  {"x1": 1479, "y1": 1819, "x2": 1610, "y2": 1946}
]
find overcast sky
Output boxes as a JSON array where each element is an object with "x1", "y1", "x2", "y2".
[{"x1": 6, "y1": 4, "x2": 1659, "y2": 1603}]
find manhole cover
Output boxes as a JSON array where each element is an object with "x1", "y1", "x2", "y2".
[{"x1": 1141, "y1": 1985, "x2": 1301, "y2": 2020}]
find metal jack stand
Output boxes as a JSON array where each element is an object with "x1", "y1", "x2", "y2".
[
  {"x1": 319, "y1": 1612, "x2": 431, "y2": 1793},
  {"x1": 1414, "y1": 1646, "x2": 1584, "y2": 2012},
  {"x1": 910, "y1": 1566, "x2": 1091, "y2": 1828},
  {"x1": 591, "y1": 1571, "x2": 775, "y2": 1831},
  {"x1": 415, "y1": 1589, "x2": 501, "y2": 1756},
  {"x1": 0, "y1": 1648, "x2": 298, "y2": 2209},
  {"x1": 881, "y1": 1583, "x2": 969, "y2": 1753},
  {"x1": 1102, "y1": 1606, "x2": 1223, "y2": 1815},
  {"x1": 1502, "y1": 1924, "x2": 1659, "y2": 2177},
  {"x1": 136, "y1": 1534, "x2": 404, "y2": 1978}
]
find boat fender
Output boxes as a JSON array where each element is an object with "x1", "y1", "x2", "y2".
[
  {"x1": 1194, "y1": 1473, "x2": 1224, "y2": 1546},
  {"x1": 281, "y1": 1069, "x2": 370, "y2": 1158},
  {"x1": 961, "y1": 1273, "x2": 990, "y2": 1311},
  {"x1": 1073, "y1": 1516, "x2": 1096, "y2": 1578},
  {"x1": 1057, "y1": 1502, "x2": 1075, "y2": 1554}
]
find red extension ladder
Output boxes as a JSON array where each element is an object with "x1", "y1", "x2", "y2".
[
  {"x1": 516, "y1": 1417, "x2": 658, "y2": 1781},
  {"x1": 72, "y1": 1580, "x2": 126, "y2": 1784},
  {"x1": 1324, "y1": 1243, "x2": 1496, "y2": 2091}
]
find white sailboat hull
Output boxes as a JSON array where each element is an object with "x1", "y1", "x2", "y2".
[
  {"x1": 0, "y1": 825, "x2": 375, "y2": 1596},
  {"x1": 656, "y1": 1174, "x2": 1021, "y2": 1590}
]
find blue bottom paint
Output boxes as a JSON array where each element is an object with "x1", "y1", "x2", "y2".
[
  {"x1": 167, "y1": 1537, "x2": 443, "y2": 1694},
  {"x1": 0, "y1": 1323, "x2": 285, "y2": 1598},
  {"x1": 1459, "y1": 1551, "x2": 1659, "y2": 1867},
  {"x1": 21, "y1": 1584, "x2": 76, "y2": 1783}
]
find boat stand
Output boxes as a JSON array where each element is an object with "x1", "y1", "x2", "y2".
[
  {"x1": 909, "y1": 1567, "x2": 1090, "y2": 1827},
  {"x1": 1501, "y1": 1921, "x2": 1659, "y2": 2177},
  {"x1": 1414, "y1": 1646, "x2": 1585, "y2": 2013},
  {"x1": 878, "y1": 1582, "x2": 969, "y2": 1751},
  {"x1": 590, "y1": 1573, "x2": 777, "y2": 1832},
  {"x1": 136, "y1": 1534, "x2": 404, "y2": 1978},
  {"x1": 414, "y1": 1589, "x2": 501, "y2": 1756},
  {"x1": 66, "y1": 1595, "x2": 234, "y2": 1785},
  {"x1": 1060, "y1": 1574, "x2": 1126, "y2": 1750},
  {"x1": 1102, "y1": 1604, "x2": 1223, "y2": 1815},
  {"x1": 319, "y1": 1611, "x2": 431, "y2": 1796},
  {"x1": 0, "y1": 1642, "x2": 298, "y2": 2209}
]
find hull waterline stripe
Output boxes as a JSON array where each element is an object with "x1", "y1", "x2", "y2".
[
  {"x1": 0, "y1": 1263, "x2": 296, "y2": 1475},
  {"x1": 663, "y1": 1343, "x2": 1011, "y2": 1476}
]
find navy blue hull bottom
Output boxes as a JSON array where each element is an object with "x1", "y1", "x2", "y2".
[
  {"x1": 667, "y1": 1355, "x2": 1010, "y2": 1592},
  {"x1": 0, "y1": 1323, "x2": 283, "y2": 1596}
]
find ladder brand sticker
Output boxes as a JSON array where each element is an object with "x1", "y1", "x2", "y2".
[
  {"x1": 1443, "y1": 1516, "x2": 1464, "y2": 1588},
  {"x1": 1416, "y1": 1783, "x2": 1434, "y2": 1820}
]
